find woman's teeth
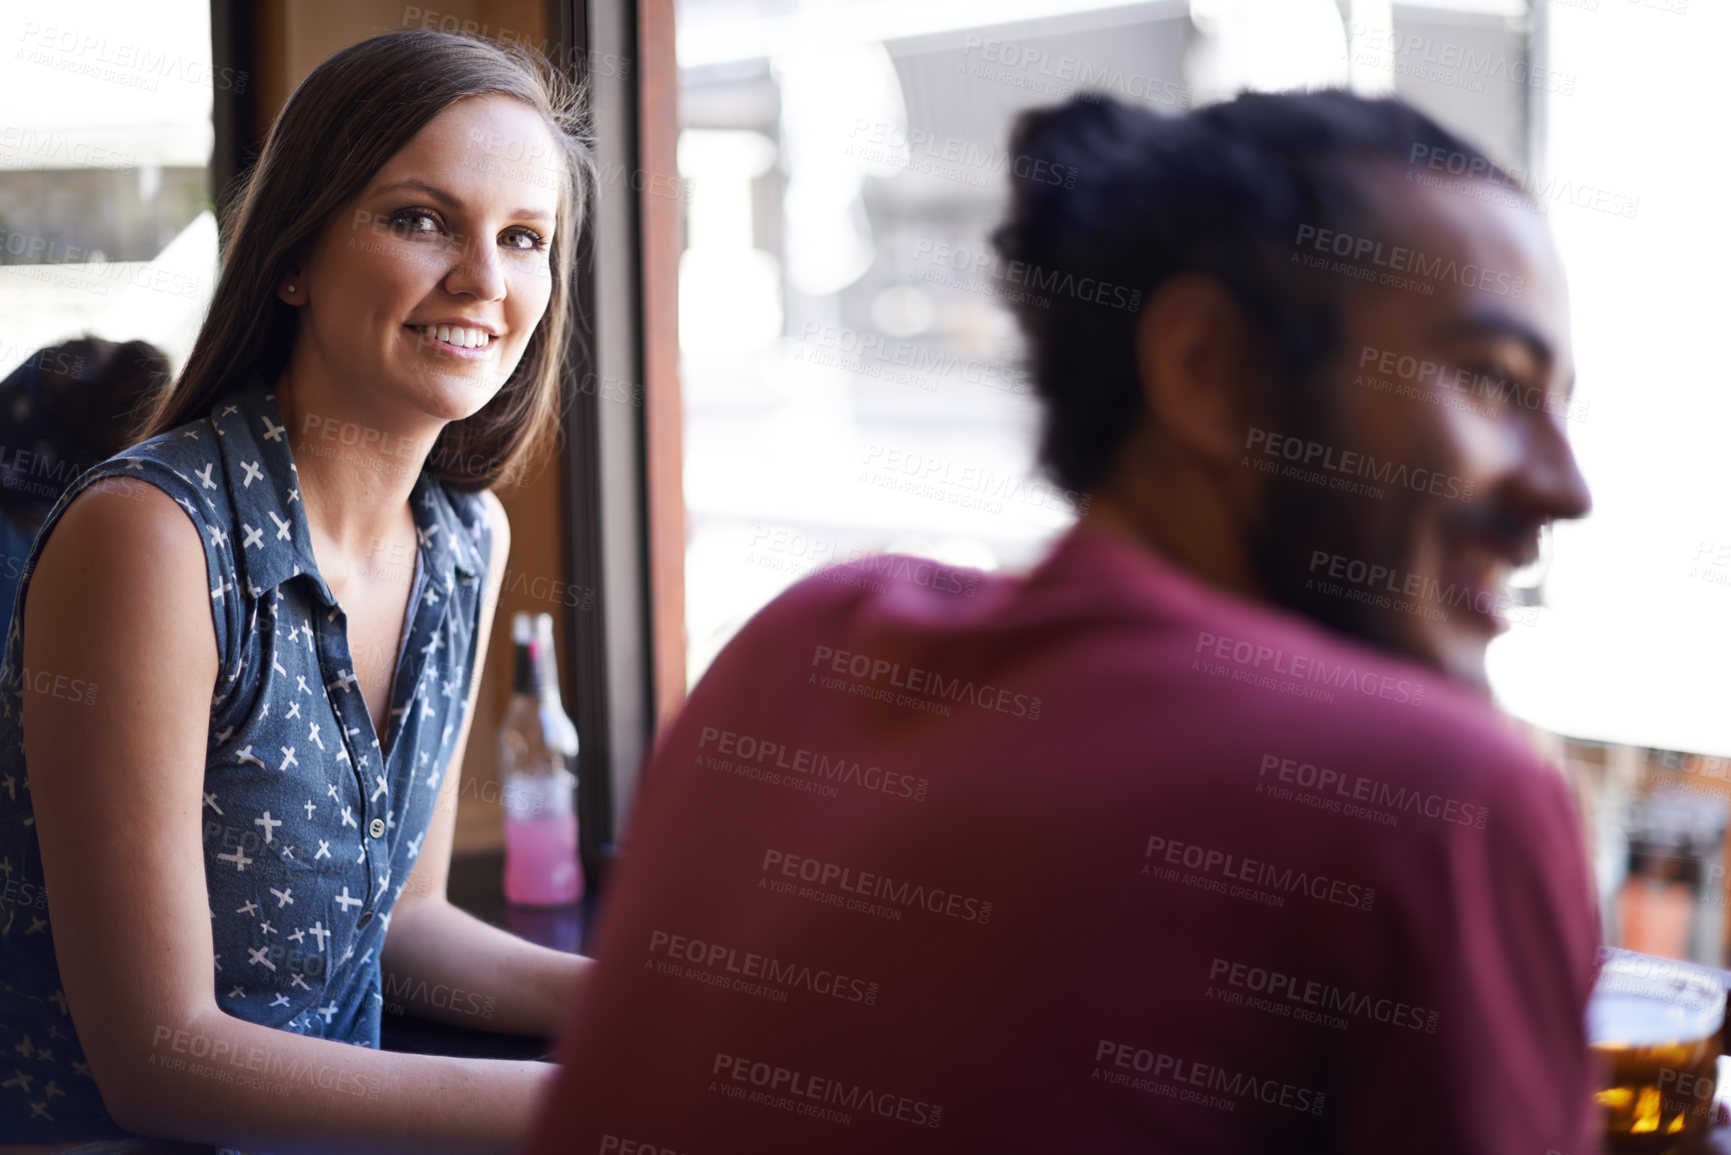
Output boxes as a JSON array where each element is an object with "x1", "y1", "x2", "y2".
[{"x1": 414, "y1": 324, "x2": 491, "y2": 349}]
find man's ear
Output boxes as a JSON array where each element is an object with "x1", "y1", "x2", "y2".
[{"x1": 1133, "y1": 274, "x2": 1265, "y2": 466}]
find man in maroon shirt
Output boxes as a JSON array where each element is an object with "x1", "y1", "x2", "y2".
[{"x1": 526, "y1": 90, "x2": 1603, "y2": 1153}]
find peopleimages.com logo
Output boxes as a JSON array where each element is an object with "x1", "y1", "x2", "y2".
[{"x1": 1293, "y1": 223, "x2": 1526, "y2": 298}]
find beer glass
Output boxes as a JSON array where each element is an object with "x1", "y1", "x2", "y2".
[{"x1": 1590, "y1": 951, "x2": 1726, "y2": 1154}]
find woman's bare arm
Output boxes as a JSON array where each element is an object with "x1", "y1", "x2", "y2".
[{"x1": 22, "y1": 479, "x2": 553, "y2": 1153}]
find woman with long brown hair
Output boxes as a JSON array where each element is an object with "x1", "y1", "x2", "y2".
[{"x1": 1, "y1": 28, "x2": 592, "y2": 1154}]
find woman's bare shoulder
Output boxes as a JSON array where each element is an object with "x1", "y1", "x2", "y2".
[{"x1": 24, "y1": 475, "x2": 217, "y2": 664}]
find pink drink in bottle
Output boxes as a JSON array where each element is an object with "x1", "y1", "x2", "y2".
[{"x1": 500, "y1": 614, "x2": 583, "y2": 905}]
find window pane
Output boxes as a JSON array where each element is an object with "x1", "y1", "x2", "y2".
[
  {"x1": 0, "y1": 0, "x2": 221, "y2": 380},
  {"x1": 674, "y1": 0, "x2": 1535, "y2": 685}
]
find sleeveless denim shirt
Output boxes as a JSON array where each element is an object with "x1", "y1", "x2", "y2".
[{"x1": 0, "y1": 371, "x2": 494, "y2": 1142}]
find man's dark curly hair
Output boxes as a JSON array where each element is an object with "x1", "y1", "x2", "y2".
[{"x1": 991, "y1": 88, "x2": 1523, "y2": 496}]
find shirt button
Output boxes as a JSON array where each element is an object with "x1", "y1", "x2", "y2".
[
  {"x1": 356, "y1": 910, "x2": 373, "y2": 928},
  {"x1": 368, "y1": 817, "x2": 386, "y2": 839}
]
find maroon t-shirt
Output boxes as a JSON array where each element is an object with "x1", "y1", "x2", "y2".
[{"x1": 523, "y1": 523, "x2": 1600, "y2": 1155}]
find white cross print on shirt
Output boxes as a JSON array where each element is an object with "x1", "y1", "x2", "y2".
[
  {"x1": 269, "y1": 994, "x2": 290, "y2": 1008},
  {"x1": 226, "y1": 986, "x2": 243, "y2": 999},
  {"x1": 341, "y1": 806, "x2": 357, "y2": 829},
  {"x1": 243, "y1": 524, "x2": 263, "y2": 549},
  {"x1": 258, "y1": 919, "x2": 275, "y2": 936},
  {"x1": 317, "y1": 1001, "x2": 338, "y2": 1024},
  {"x1": 236, "y1": 900, "x2": 258, "y2": 917},
  {"x1": 211, "y1": 578, "x2": 232, "y2": 603},
  {"x1": 330, "y1": 669, "x2": 359, "y2": 694},
  {"x1": 308, "y1": 721, "x2": 322, "y2": 750},
  {"x1": 195, "y1": 463, "x2": 217, "y2": 489},
  {"x1": 2, "y1": 1071, "x2": 31, "y2": 1092},
  {"x1": 303, "y1": 800, "x2": 316, "y2": 819},
  {"x1": 288, "y1": 927, "x2": 304, "y2": 944},
  {"x1": 240, "y1": 460, "x2": 264, "y2": 487},
  {"x1": 290, "y1": 973, "x2": 311, "y2": 991},
  {"x1": 217, "y1": 846, "x2": 253, "y2": 871},
  {"x1": 204, "y1": 791, "x2": 224, "y2": 815},
  {"x1": 326, "y1": 784, "x2": 340, "y2": 802},
  {"x1": 261, "y1": 415, "x2": 286, "y2": 442},
  {"x1": 286, "y1": 701, "x2": 301, "y2": 721},
  {"x1": 297, "y1": 674, "x2": 313, "y2": 695},
  {"x1": 278, "y1": 747, "x2": 298, "y2": 772},
  {"x1": 215, "y1": 724, "x2": 235, "y2": 746},
  {"x1": 371, "y1": 775, "x2": 388, "y2": 803},
  {"x1": 315, "y1": 840, "x2": 330, "y2": 859},
  {"x1": 235, "y1": 746, "x2": 266, "y2": 771},
  {"x1": 270, "y1": 510, "x2": 292, "y2": 540},
  {"x1": 207, "y1": 525, "x2": 228, "y2": 549},
  {"x1": 255, "y1": 811, "x2": 282, "y2": 842},
  {"x1": 270, "y1": 886, "x2": 293, "y2": 908},
  {"x1": 247, "y1": 947, "x2": 276, "y2": 971},
  {"x1": 308, "y1": 921, "x2": 330, "y2": 951},
  {"x1": 334, "y1": 887, "x2": 363, "y2": 913}
]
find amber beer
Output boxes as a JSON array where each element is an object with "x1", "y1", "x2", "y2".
[{"x1": 1591, "y1": 952, "x2": 1726, "y2": 1154}]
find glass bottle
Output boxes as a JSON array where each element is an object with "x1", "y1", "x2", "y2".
[{"x1": 499, "y1": 612, "x2": 582, "y2": 905}]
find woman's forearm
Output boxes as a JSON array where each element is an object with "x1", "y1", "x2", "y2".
[
  {"x1": 379, "y1": 897, "x2": 591, "y2": 1037},
  {"x1": 117, "y1": 1005, "x2": 557, "y2": 1154}
]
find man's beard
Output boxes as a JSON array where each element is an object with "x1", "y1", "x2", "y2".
[{"x1": 1245, "y1": 382, "x2": 1426, "y2": 663}]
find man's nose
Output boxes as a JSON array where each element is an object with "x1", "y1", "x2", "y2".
[{"x1": 1518, "y1": 413, "x2": 1593, "y2": 523}]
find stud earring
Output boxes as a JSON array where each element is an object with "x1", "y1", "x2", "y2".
[{"x1": 285, "y1": 283, "x2": 297, "y2": 294}]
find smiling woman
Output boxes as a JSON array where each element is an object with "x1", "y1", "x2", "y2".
[{"x1": 0, "y1": 29, "x2": 596, "y2": 1155}]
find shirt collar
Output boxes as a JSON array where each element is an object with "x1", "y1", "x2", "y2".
[{"x1": 213, "y1": 372, "x2": 484, "y2": 605}]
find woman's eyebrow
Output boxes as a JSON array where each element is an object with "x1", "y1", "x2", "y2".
[{"x1": 372, "y1": 176, "x2": 554, "y2": 223}]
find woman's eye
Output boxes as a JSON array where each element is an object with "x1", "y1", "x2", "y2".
[
  {"x1": 503, "y1": 228, "x2": 548, "y2": 252},
  {"x1": 389, "y1": 208, "x2": 441, "y2": 235}
]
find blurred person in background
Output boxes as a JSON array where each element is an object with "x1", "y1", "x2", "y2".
[
  {"x1": 525, "y1": 89, "x2": 1605, "y2": 1153},
  {"x1": 0, "y1": 338, "x2": 169, "y2": 627}
]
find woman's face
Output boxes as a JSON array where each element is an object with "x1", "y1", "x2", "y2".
[{"x1": 288, "y1": 93, "x2": 562, "y2": 424}]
